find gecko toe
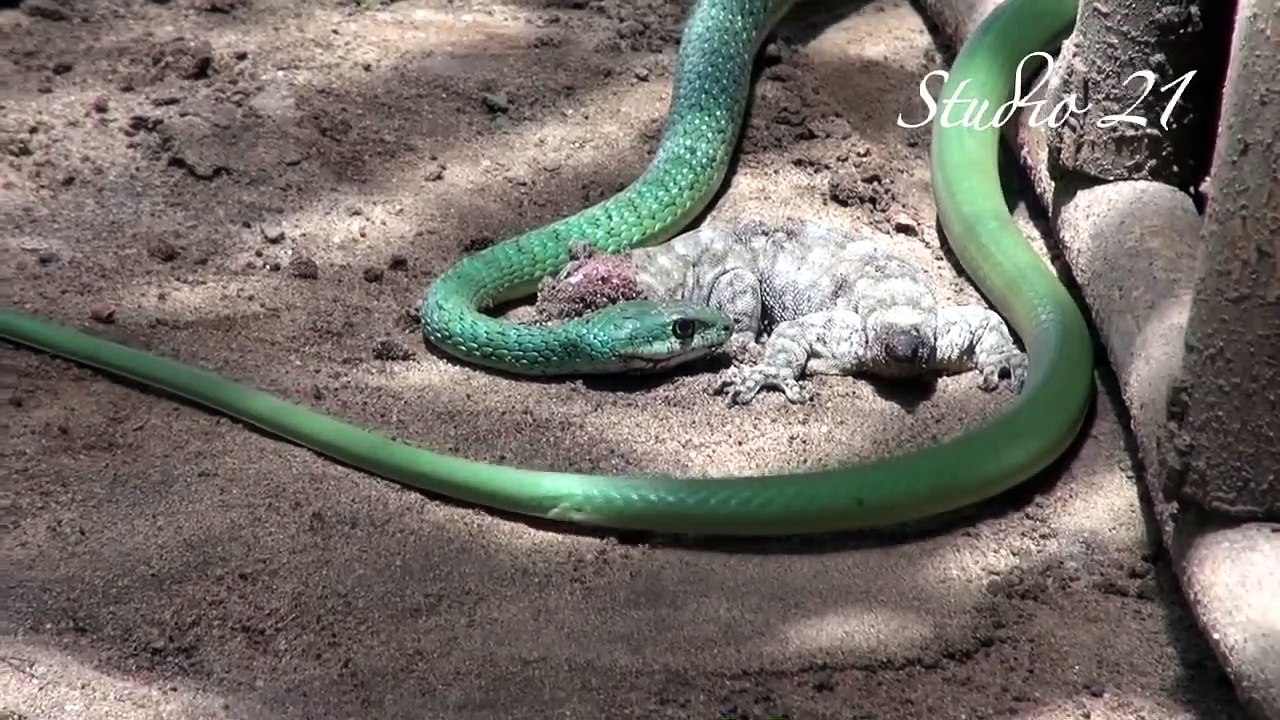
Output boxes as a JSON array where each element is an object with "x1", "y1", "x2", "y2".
[
  {"x1": 713, "y1": 364, "x2": 807, "y2": 406},
  {"x1": 781, "y1": 380, "x2": 810, "y2": 404},
  {"x1": 977, "y1": 351, "x2": 1028, "y2": 393}
]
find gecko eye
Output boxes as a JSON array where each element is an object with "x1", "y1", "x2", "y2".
[{"x1": 671, "y1": 318, "x2": 697, "y2": 340}]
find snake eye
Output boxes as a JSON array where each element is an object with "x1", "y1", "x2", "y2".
[{"x1": 671, "y1": 317, "x2": 696, "y2": 340}]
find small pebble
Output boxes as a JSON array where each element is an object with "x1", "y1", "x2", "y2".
[
  {"x1": 372, "y1": 338, "x2": 414, "y2": 361},
  {"x1": 892, "y1": 214, "x2": 919, "y2": 236},
  {"x1": 401, "y1": 304, "x2": 421, "y2": 328},
  {"x1": 260, "y1": 222, "x2": 285, "y2": 244},
  {"x1": 37, "y1": 249, "x2": 60, "y2": 265},
  {"x1": 288, "y1": 256, "x2": 319, "y2": 279},
  {"x1": 21, "y1": 0, "x2": 70, "y2": 21},
  {"x1": 482, "y1": 92, "x2": 510, "y2": 114},
  {"x1": 362, "y1": 266, "x2": 384, "y2": 283},
  {"x1": 147, "y1": 238, "x2": 181, "y2": 262},
  {"x1": 90, "y1": 303, "x2": 116, "y2": 324}
]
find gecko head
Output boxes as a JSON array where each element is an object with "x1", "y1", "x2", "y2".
[
  {"x1": 867, "y1": 306, "x2": 938, "y2": 376},
  {"x1": 590, "y1": 300, "x2": 733, "y2": 372}
]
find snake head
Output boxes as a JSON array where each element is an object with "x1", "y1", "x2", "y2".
[{"x1": 591, "y1": 300, "x2": 733, "y2": 372}]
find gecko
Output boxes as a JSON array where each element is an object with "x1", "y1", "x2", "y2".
[{"x1": 534, "y1": 218, "x2": 1029, "y2": 404}]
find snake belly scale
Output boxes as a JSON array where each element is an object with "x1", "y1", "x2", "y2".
[{"x1": 0, "y1": 0, "x2": 1094, "y2": 536}]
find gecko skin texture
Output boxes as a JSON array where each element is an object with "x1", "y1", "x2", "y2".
[{"x1": 545, "y1": 218, "x2": 1030, "y2": 404}]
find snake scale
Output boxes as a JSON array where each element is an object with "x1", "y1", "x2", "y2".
[{"x1": 1, "y1": 0, "x2": 1094, "y2": 536}]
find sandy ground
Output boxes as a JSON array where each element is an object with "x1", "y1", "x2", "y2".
[{"x1": 0, "y1": 0, "x2": 1255, "y2": 718}]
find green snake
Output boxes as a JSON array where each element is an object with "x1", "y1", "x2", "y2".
[{"x1": 1, "y1": 0, "x2": 1093, "y2": 536}]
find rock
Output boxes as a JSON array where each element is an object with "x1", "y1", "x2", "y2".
[
  {"x1": 372, "y1": 338, "x2": 414, "y2": 361},
  {"x1": 159, "y1": 116, "x2": 232, "y2": 180},
  {"x1": 146, "y1": 237, "x2": 181, "y2": 262},
  {"x1": 892, "y1": 214, "x2": 919, "y2": 236},
  {"x1": 21, "y1": 0, "x2": 71, "y2": 21},
  {"x1": 482, "y1": 92, "x2": 510, "y2": 114},
  {"x1": 288, "y1": 255, "x2": 319, "y2": 279},
  {"x1": 90, "y1": 303, "x2": 116, "y2": 324},
  {"x1": 259, "y1": 223, "x2": 285, "y2": 244}
]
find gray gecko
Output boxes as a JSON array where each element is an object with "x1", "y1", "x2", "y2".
[{"x1": 539, "y1": 218, "x2": 1029, "y2": 405}]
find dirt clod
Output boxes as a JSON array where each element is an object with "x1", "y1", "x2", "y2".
[
  {"x1": 20, "y1": 0, "x2": 70, "y2": 21},
  {"x1": 423, "y1": 160, "x2": 446, "y2": 181},
  {"x1": 288, "y1": 255, "x2": 319, "y2": 279},
  {"x1": 371, "y1": 338, "x2": 414, "y2": 361},
  {"x1": 260, "y1": 223, "x2": 286, "y2": 244},
  {"x1": 146, "y1": 238, "x2": 181, "y2": 262},
  {"x1": 482, "y1": 92, "x2": 511, "y2": 114},
  {"x1": 192, "y1": 0, "x2": 243, "y2": 12},
  {"x1": 89, "y1": 303, "x2": 116, "y2": 324},
  {"x1": 147, "y1": 38, "x2": 215, "y2": 83},
  {"x1": 828, "y1": 169, "x2": 896, "y2": 212},
  {"x1": 892, "y1": 214, "x2": 919, "y2": 236}
]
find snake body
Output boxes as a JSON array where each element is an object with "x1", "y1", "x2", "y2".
[{"x1": 0, "y1": 0, "x2": 1093, "y2": 536}]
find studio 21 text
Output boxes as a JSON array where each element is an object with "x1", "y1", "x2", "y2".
[{"x1": 896, "y1": 52, "x2": 1197, "y2": 131}]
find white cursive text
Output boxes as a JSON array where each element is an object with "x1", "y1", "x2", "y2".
[{"x1": 897, "y1": 53, "x2": 1196, "y2": 131}]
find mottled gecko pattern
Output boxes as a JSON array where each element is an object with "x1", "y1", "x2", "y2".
[{"x1": 539, "y1": 218, "x2": 1029, "y2": 404}]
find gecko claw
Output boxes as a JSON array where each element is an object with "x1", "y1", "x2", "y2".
[
  {"x1": 976, "y1": 350, "x2": 1029, "y2": 393},
  {"x1": 713, "y1": 365, "x2": 811, "y2": 405}
]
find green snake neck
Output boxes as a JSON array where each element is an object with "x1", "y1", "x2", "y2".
[{"x1": 420, "y1": 0, "x2": 793, "y2": 375}]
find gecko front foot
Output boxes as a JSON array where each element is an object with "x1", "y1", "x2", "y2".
[
  {"x1": 713, "y1": 364, "x2": 810, "y2": 405},
  {"x1": 723, "y1": 334, "x2": 765, "y2": 366},
  {"x1": 977, "y1": 350, "x2": 1029, "y2": 393}
]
